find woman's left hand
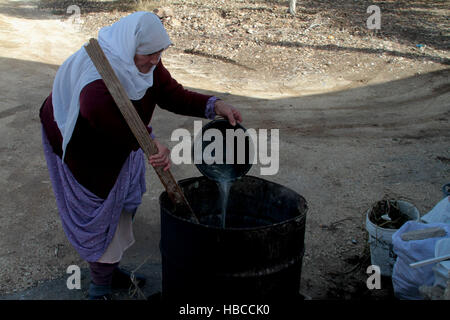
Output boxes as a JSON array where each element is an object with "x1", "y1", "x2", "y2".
[
  {"x1": 214, "y1": 100, "x2": 243, "y2": 126},
  {"x1": 149, "y1": 139, "x2": 171, "y2": 171}
]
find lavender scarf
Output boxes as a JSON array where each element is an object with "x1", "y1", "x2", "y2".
[{"x1": 41, "y1": 127, "x2": 146, "y2": 262}]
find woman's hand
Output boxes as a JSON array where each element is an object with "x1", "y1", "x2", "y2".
[
  {"x1": 149, "y1": 139, "x2": 171, "y2": 171},
  {"x1": 214, "y1": 100, "x2": 243, "y2": 126}
]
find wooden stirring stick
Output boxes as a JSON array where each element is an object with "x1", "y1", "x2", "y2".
[{"x1": 84, "y1": 38, "x2": 199, "y2": 224}]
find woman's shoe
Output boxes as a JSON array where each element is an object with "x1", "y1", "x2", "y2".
[{"x1": 88, "y1": 282, "x2": 112, "y2": 300}]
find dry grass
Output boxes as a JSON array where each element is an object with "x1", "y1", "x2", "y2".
[{"x1": 133, "y1": 0, "x2": 166, "y2": 12}]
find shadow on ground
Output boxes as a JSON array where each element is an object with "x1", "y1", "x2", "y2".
[
  {"x1": 0, "y1": 263, "x2": 161, "y2": 300},
  {"x1": 265, "y1": 0, "x2": 450, "y2": 50},
  {"x1": 0, "y1": 55, "x2": 448, "y2": 300}
]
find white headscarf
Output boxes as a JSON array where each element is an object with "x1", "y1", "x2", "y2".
[{"x1": 52, "y1": 12, "x2": 172, "y2": 159}]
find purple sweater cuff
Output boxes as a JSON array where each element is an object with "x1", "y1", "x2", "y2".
[
  {"x1": 205, "y1": 96, "x2": 218, "y2": 120},
  {"x1": 148, "y1": 126, "x2": 155, "y2": 139}
]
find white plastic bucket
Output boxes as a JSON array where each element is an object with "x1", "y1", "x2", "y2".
[{"x1": 365, "y1": 200, "x2": 420, "y2": 276}]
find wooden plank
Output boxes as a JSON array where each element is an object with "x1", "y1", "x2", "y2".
[{"x1": 84, "y1": 38, "x2": 199, "y2": 224}]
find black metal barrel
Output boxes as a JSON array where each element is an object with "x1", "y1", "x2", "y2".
[{"x1": 159, "y1": 176, "x2": 308, "y2": 304}]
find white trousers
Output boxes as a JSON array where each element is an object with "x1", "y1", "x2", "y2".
[{"x1": 97, "y1": 210, "x2": 135, "y2": 263}]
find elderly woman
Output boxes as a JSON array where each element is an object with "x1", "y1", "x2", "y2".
[{"x1": 39, "y1": 11, "x2": 242, "y2": 299}]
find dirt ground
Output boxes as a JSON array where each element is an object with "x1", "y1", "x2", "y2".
[{"x1": 0, "y1": 0, "x2": 449, "y2": 300}]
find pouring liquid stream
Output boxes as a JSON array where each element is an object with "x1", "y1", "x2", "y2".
[
  {"x1": 208, "y1": 164, "x2": 236, "y2": 229},
  {"x1": 217, "y1": 179, "x2": 232, "y2": 228},
  {"x1": 195, "y1": 119, "x2": 253, "y2": 229}
]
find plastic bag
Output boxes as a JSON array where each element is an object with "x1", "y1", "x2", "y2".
[
  {"x1": 421, "y1": 196, "x2": 450, "y2": 224},
  {"x1": 433, "y1": 238, "x2": 450, "y2": 288},
  {"x1": 391, "y1": 221, "x2": 450, "y2": 299}
]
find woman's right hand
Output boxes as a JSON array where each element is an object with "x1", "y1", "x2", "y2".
[
  {"x1": 149, "y1": 139, "x2": 171, "y2": 171},
  {"x1": 214, "y1": 100, "x2": 243, "y2": 126}
]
